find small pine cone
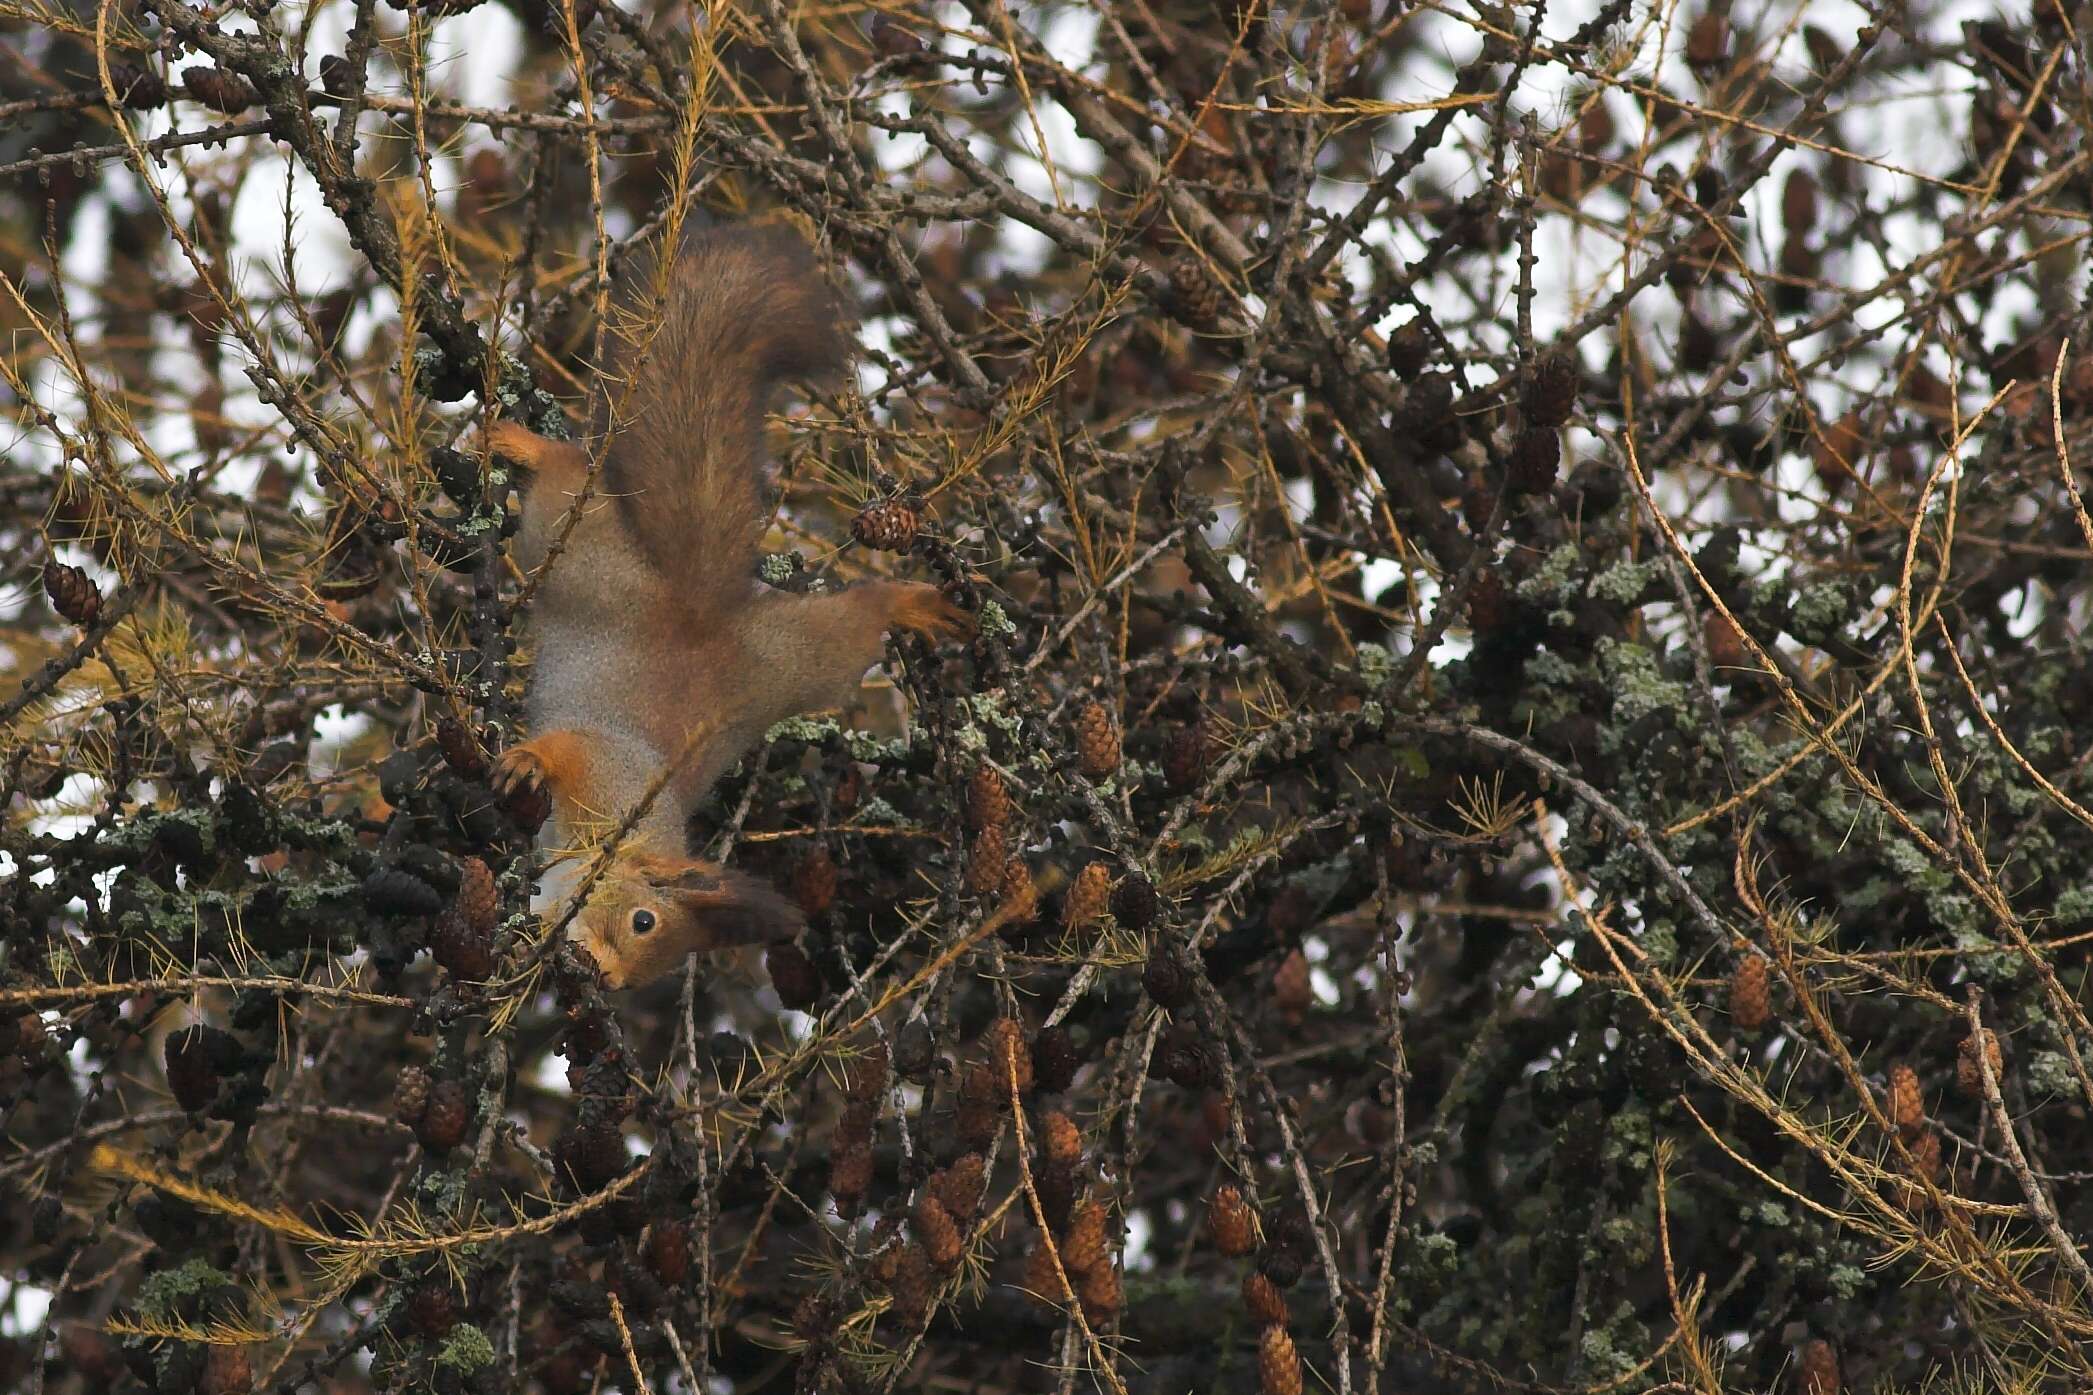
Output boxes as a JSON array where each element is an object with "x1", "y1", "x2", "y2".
[
  {"x1": 986, "y1": 1018, "x2": 1033, "y2": 1094},
  {"x1": 646, "y1": 1220, "x2": 692, "y2": 1285},
  {"x1": 885, "y1": 1243, "x2": 936, "y2": 1327},
  {"x1": 555, "y1": 1119, "x2": 626, "y2": 1191},
  {"x1": 1036, "y1": 1160, "x2": 1077, "y2": 1232},
  {"x1": 1522, "y1": 354, "x2": 1580, "y2": 429},
  {"x1": 432, "y1": 875, "x2": 497, "y2": 982},
  {"x1": 408, "y1": 1281, "x2": 460, "y2": 1337},
  {"x1": 959, "y1": 1060, "x2": 1004, "y2": 1112},
  {"x1": 1385, "y1": 321, "x2": 1430, "y2": 380},
  {"x1": 1704, "y1": 613, "x2": 1750, "y2": 670},
  {"x1": 1730, "y1": 955, "x2": 1771, "y2": 1032},
  {"x1": 1782, "y1": 169, "x2": 1820, "y2": 236},
  {"x1": 1074, "y1": 700, "x2": 1121, "y2": 779},
  {"x1": 1958, "y1": 1029, "x2": 2002, "y2": 1096},
  {"x1": 1272, "y1": 949, "x2": 1312, "y2": 1024},
  {"x1": 1506, "y1": 427, "x2": 1561, "y2": 495},
  {"x1": 869, "y1": 11, "x2": 926, "y2": 56},
  {"x1": 1023, "y1": 1238, "x2": 1067, "y2": 1303},
  {"x1": 829, "y1": 1132, "x2": 875, "y2": 1203},
  {"x1": 1143, "y1": 945, "x2": 1192, "y2": 1010},
  {"x1": 1908, "y1": 1126, "x2": 1943, "y2": 1185},
  {"x1": 1259, "y1": 1244, "x2": 1305, "y2": 1289},
  {"x1": 967, "y1": 823, "x2": 1009, "y2": 897},
  {"x1": 999, "y1": 855, "x2": 1039, "y2": 926},
  {"x1": 1163, "y1": 718, "x2": 1208, "y2": 794},
  {"x1": 1397, "y1": 372, "x2": 1456, "y2": 441},
  {"x1": 182, "y1": 65, "x2": 258, "y2": 112},
  {"x1": 915, "y1": 1195, "x2": 964, "y2": 1270},
  {"x1": 833, "y1": 763, "x2": 864, "y2": 815},
  {"x1": 164, "y1": 1025, "x2": 233, "y2": 1113},
  {"x1": 792, "y1": 1293, "x2": 837, "y2": 1348},
  {"x1": 843, "y1": 1042, "x2": 890, "y2": 1103},
  {"x1": 1800, "y1": 1338, "x2": 1840, "y2": 1395},
  {"x1": 1041, "y1": 1110, "x2": 1082, "y2": 1170},
  {"x1": 851, "y1": 498, "x2": 919, "y2": 552},
  {"x1": 41, "y1": 561, "x2": 101, "y2": 626},
  {"x1": 1210, "y1": 1185, "x2": 1257, "y2": 1256},
  {"x1": 1243, "y1": 1272, "x2": 1289, "y2": 1326},
  {"x1": 450, "y1": 857, "x2": 498, "y2": 932},
  {"x1": 1162, "y1": 1022, "x2": 1221, "y2": 1090},
  {"x1": 1171, "y1": 253, "x2": 1225, "y2": 326},
  {"x1": 1259, "y1": 1325, "x2": 1303, "y2": 1395},
  {"x1": 107, "y1": 62, "x2": 169, "y2": 111},
  {"x1": 11, "y1": 1008, "x2": 47, "y2": 1062},
  {"x1": 1077, "y1": 1261, "x2": 1122, "y2": 1323},
  {"x1": 767, "y1": 943, "x2": 823, "y2": 1011},
  {"x1": 417, "y1": 1078, "x2": 471, "y2": 1153},
  {"x1": 363, "y1": 865, "x2": 444, "y2": 918},
  {"x1": 967, "y1": 765, "x2": 1010, "y2": 833},
  {"x1": 793, "y1": 846, "x2": 838, "y2": 918},
  {"x1": 393, "y1": 1064, "x2": 433, "y2": 1126},
  {"x1": 1032, "y1": 1025, "x2": 1079, "y2": 1093},
  {"x1": 1685, "y1": 10, "x2": 1727, "y2": 68},
  {"x1": 1887, "y1": 1064, "x2": 1924, "y2": 1136},
  {"x1": 931, "y1": 1153, "x2": 987, "y2": 1220},
  {"x1": 1111, "y1": 874, "x2": 1159, "y2": 930},
  {"x1": 1812, "y1": 412, "x2": 1866, "y2": 493},
  {"x1": 201, "y1": 1344, "x2": 254, "y2": 1395},
  {"x1": 1061, "y1": 1198, "x2": 1112, "y2": 1275},
  {"x1": 1063, "y1": 861, "x2": 1112, "y2": 932},
  {"x1": 956, "y1": 1096, "x2": 1000, "y2": 1151},
  {"x1": 435, "y1": 716, "x2": 489, "y2": 779},
  {"x1": 1267, "y1": 884, "x2": 1314, "y2": 938}
]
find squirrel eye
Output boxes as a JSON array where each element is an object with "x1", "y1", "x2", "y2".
[{"x1": 631, "y1": 909, "x2": 657, "y2": 935}]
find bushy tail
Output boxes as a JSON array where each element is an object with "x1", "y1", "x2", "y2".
[{"x1": 598, "y1": 224, "x2": 848, "y2": 603}]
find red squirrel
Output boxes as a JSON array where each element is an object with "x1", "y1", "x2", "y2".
[{"x1": 483, "y1": 226, "x2": 971, "y2": 989}]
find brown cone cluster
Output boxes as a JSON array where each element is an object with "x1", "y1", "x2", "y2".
[{"x1": 1025, "y1": 1192, "x2": 1120, "y2": 1322}]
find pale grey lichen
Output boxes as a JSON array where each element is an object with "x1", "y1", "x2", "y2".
[
  {"x1": 765, "y1": 715, "x2": 843, "y2": 745},
  {"x1": 1353, "y1": 641, "x2": 1395, "y2": 687},
  {"x1": 1790, "y1": 581, "x2": 1850, "y2": 640},
  {"x1": 976, "y1": 599, "x2": 1017, "y2": 637},
  {"x1": 435, "y1": 1324, "x2": 495, "y2": 1372},
  {"x1": 1594, "y1": 638, "x2": 1688, "y2": 726},
  {"x1": 2026, "y1": 1049, "x2": 2078, "y2": 1099},
  {"x1": 1587, "y1": 558, "x2": 1655, "y2": 604},
  {"x1": 1516, "y1": 542, "x2": 1582, "y2": 605}
]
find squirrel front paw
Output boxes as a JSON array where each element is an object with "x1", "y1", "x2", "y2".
[
  {"x1": 888, "y1": 584, "x2": 975, "y2": 644},
  {"x1": 491, "y1": 744, "x2": 548, "y2": 800}
]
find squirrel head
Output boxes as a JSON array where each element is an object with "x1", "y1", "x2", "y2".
[{"x1": 567, "y1": 851, "x2": 803, "y2": 990}]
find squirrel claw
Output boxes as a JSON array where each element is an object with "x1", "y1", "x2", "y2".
[
  {"x1": 891, "y1": 585, "x2": 975, "y2": 644},
  {"x1": 491, "y1": 745, "x2": 547, "y2": 800}
]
